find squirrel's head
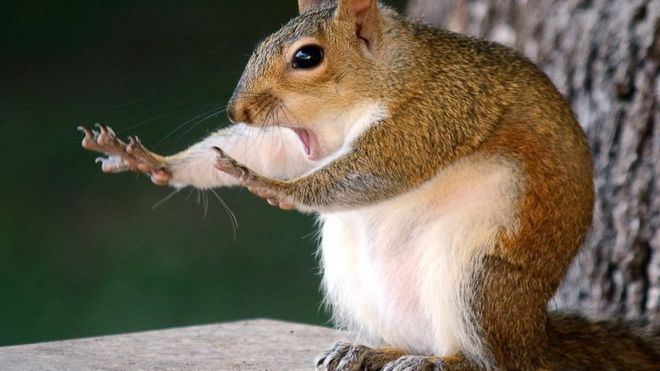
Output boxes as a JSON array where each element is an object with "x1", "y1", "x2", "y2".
[{"x1": 227, "y1": 0, "x2": 390, "y2": 161}]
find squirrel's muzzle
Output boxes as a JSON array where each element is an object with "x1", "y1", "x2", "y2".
[{"x1": 226, "y1": 98, "x2": 253, "y2": 125}]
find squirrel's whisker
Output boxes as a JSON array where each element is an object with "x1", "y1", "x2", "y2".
[{"x1": 209, "y1": 187, "x2": 238, "y2": 241}]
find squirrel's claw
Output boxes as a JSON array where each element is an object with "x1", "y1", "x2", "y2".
[
  {"x1": 79, "y1": 126, "x2": 104, "y2": 153},
  {"x1": 79, "y1": 123, "x2": 126, "y2": 157},
  {"x1": 94, "y1": 123, "x2": 125, "y2": 155},
  {"x1": 77, "y1": 125, "x2": 94, "y2": 139}
]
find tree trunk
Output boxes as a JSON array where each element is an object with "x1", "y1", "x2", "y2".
[{"x1": 407, "y1": 0, "x2": 659, "y2": 322}]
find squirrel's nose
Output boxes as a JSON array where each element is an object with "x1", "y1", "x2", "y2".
[{"x1": 227, "y1": 100, "x2": 252, "y2": 125}]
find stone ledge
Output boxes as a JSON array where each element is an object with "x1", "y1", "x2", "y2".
[{"x1": 0, "y1": 319, "x2": 345, "y2": 370}]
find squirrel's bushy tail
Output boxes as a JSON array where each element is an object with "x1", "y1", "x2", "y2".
[{"x1": 545, "y1": 312, "x2": 659, "y2": 370}]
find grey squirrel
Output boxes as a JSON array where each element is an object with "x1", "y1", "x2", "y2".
[{"x1": 80, "y1": 0, "x2": 659, "y2": 369}]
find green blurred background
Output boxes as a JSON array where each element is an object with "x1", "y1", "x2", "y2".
[{"x1": 1, "y1": 0, "x2": 406, "y2": 346}]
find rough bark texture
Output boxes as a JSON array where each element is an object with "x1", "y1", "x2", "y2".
[{"x1": 407, "y1": 0, "x2": 659, "y2": 322}]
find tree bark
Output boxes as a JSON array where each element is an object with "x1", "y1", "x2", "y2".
[{"x1": 407, "y1": 0, "x2": 659, "y2": 322}]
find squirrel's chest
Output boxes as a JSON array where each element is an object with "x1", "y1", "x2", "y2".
[
  {"x1": 317, "y1": 155, "x2": 521, "y2": 355},
  {"x1": 319, "y1": 206, "x2": 437, "y2": 353}
]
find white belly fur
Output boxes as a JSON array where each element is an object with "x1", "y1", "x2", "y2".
[{"x1": 318, "y1": 154, "x2": 521, "y2": 358}]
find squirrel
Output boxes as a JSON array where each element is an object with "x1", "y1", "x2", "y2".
[{"x1": 80, "y1": 0, "x2": 660, "y2": 369}]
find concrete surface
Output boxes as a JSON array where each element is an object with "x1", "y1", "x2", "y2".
[{"x1": 0, "y1": 319, "x2": 346, "y2": 370}]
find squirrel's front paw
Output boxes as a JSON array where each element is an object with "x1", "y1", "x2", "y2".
[
  {"x1": 213, "y1": 147, "x2": 295, "y2": 210},
  {"x1": 212, "y1": 146, "x2": 253, "y2": 182},
  {"x1": 78, "y1": 124, "x2": 171, "y2": 185},
  {"x1": 125, "y1": 136, "x2": 171, "y2": 185}
]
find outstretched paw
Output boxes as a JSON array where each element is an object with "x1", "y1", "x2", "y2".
[{"x1": 78, "y1": 124, "x2": 171, "y2": 185}]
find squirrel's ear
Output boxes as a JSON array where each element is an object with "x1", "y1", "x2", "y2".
[
  {"x1": 298, "y1": 0, "x2": 325, "y2": 14},
  {"x1": 336, "y1": 0, "x2": 380, "y2": 47}
]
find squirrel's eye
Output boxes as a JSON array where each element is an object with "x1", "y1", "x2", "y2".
[{"x1": 292, "y1": 45, "x2": 324, "y2": 69}]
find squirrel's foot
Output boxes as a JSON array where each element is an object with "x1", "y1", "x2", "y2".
[
  {"x1": 382, "y1": 355, "x2": 445, "y2": 371},
  {"x1": 78, "y1": 124, "x2": 171, "y2": 185},
  {"x1": 213, "y1": 146, "x2": 295, "y2": 210},
  {"x1": 315, "y1": 342, "x2": 405, "y2": 371},
  {"x1": 315, "y1": 342, "x2": 374, "y2": 371}
]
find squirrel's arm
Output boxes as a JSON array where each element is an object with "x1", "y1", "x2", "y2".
[
  {"x1": 214, "y1": 117, "x2": 454, "y2": 212},
  {"x1": 80, "y1": 123, "x2": 313, "y2": 190},
  {"x1": 166, "y1": 124, "x2": 312, "y2": 189}
]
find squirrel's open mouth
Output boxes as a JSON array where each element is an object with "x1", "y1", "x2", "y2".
[{"x1": 290, "y1": 127, "x2": 320, "y2": 161}]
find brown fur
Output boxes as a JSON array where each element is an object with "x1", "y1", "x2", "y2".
[{"x1": 215, "y1": 0, "x2": 660, "y2": 369}]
